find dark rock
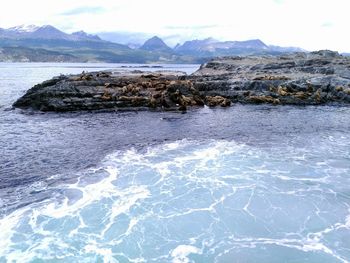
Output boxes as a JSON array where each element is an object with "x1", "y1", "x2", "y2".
[
  {"x1": 13, "y1": 71, "x2": 211, "y2": 112},
  {"x1": 248, "y1": 95, "x2": 280, "y2": 104},
  {"x1": 13, "y1": 50, "x2": 350, "y2": 112},
  {"x1": 192, "y1": 50, "x2": 350, "y2": 105}
]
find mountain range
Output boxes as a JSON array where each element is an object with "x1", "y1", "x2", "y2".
[
  {"x1": 0, "y1": 25, "x2": 101, "y2": 41},
  {"x1": 173, "y1": 38, "x2": 304, "y2": 56},
  {"x1": 0, "y1": 24, "x2": 306, "y2": 63}
]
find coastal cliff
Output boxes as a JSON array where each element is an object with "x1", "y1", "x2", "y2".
[{"x1": 13, "y1": 50, "x2": 350, "y2": 112}]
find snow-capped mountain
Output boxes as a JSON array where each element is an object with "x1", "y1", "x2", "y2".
[
  {"x1": 8, "y1": 24, "x2": 40, "y2": 33},
  {"x1": 0, "y1": 24, "x2": 101, "y2": 41},
  {"x1": 29, "y1": 25, "x2": 70, "y2": 39},
  {"x1": 0, "y1": 24, "x2": 307, "y2": 63},
  {"x1": 0, "y1": 24, "x2": 135, "y2": 63}
]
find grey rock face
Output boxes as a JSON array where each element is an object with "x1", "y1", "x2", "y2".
[
  {"x1": 13, "y1": 50, "x2": 350, "y2": 112},
  {"x1": 192, "y1": 50, "x2": 350, "y2": 105},
  {"x1": 13, "y1": 71, "x2": 221, "y2": 112}
]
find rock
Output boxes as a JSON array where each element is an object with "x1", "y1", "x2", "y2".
[
  {"x1": 248, "y1": 95, "x2": 280, "y2": 104},
  {"x1": 96, "y1": 72, "x2": 111, "y2": 78},
  {"x1": 192, "y1": 50, "x2": 350, "y2": 105},
  {"x1": 13, "y1": 71, "x2": 226, "y2": 112},
  {"x1": 253, "y1": 75, "x2": 290, "y2": 81},
  {"x1": 178, "y1": 104, "x2": 187, "y2": 112},
  {"x1": 13, "y1": 50, "x2": 350, "y2": 112}
]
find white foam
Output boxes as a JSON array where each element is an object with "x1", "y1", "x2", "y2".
[
  {"x1": 1, "y1": 138, "x2": 349, "y2": 262},
  {"x1": 101, "y1": 186, "x2": 150, "y2": 237},
  {"x1": 171, "y1": 245, "x2": 201, "y2": 263},
  {"x1": 84, "y1": 244, "x2": 118, "y2": 263},
  {"x1": 0, "y1": 208, "x2": 28, "y2": 255},
  {"x1": 345, "y1": 210, "x2": 350, "y2": 228},
  {"x1": 0, "y1": 163, "x2": 150, "y2": 261}
]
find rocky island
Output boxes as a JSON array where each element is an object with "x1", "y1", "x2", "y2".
[{"x1": 13, "y1": 50, "x2": 350, "y2": 112}]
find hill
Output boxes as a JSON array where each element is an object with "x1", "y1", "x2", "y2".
[
  {"x1": 0, "y1": 46, "x2": 79, "y2": 62},
  {"x1": 0, "y1": 24, "x2": 307, "y2": 63},
  {"x1": 140, "y1": 36, "x2": 173, "y2": 53},
  {"x1": 174, "y1": 38, "x2": 303, "y2": 56},
  {"x1": 0, "y1": 25, "x2": 156, "y2": 63}
]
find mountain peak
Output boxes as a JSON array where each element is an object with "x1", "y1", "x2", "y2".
[
  {"x1": 227, "y1": 39, "x2": 268, "y2": 49},
  {"x1": 175, "y1": 38, "x2": 218, "y2": 52},
  {"x1": 8, "y1": 24, "x2": 40, "y2": 33},
  {"x1": 72, "y1": 30, "x2": 87, "y2": 35},
  {"x1": 28, "y1": 25, "x2": 69, "y2": 39},
  {"x1": 244, "y1": 39, "x2": 268, "y2": 47},
  {"x1": 140, "y1": 36, "x2": 173, "y2": 52},
  {"x1": 1, "y1": 24, "x2": 105, "y2": 42},
  {"x1": 71, "y1": 30, "x2": 101, "y2": 41},
  {"x1": 148, "y1": 36, "x2": 163, "y2": 42},
  {"x1": 35, "y1": 25, "x2": 62, "y2": 32},
  {"x1": 203, "y1": 37, "x2": 218, "y2": 43}
]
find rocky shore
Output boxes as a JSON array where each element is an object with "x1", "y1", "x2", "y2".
[{"x1": 13, "y1": 50, "x2": 350, "y2": 112}]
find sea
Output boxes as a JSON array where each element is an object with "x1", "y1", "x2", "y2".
[{"x1": 0, "y1": 63, "x2": 349, "y2": 263}]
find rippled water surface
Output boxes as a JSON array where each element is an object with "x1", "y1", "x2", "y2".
[{"x1": 0, "y1": 63, "x2": 349, "y2": 262}]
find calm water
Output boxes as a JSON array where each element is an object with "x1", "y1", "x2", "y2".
[{"x1": 0, "y1": 63, "x2": 349, "y2": 263}]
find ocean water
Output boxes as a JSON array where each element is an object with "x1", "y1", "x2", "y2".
[{"x1": 0, "y1": 63, "x2": 350, "y2": 263}]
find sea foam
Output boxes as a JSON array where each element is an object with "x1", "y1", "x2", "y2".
[{"x1": 0, "y1": 138, "x2": 349, "y2": 262}]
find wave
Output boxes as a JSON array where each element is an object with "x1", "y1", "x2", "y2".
[{"x1": 0, "y1": 139, "x2": 349, "y2": 262}]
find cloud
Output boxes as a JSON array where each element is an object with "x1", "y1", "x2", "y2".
[
  {"x1": 60, "y1": 6, "x2": 106, "y2": 16},
  {"x1": 165, "y1": 25, "x2": 219, "y2": 30},
  {"x1": 0, "y1": 0, "x2": 349, "y2": 52},
  {"x1": 321, "y1": 22, "x2": 333, "y2": 28}
]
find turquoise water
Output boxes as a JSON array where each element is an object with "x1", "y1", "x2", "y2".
[
  {"x1": 1, "y1": 138, "x2": 350, "y2": 262},
  {"x1": 0, "y1": 63, "x2": 350, "y2": 262}
]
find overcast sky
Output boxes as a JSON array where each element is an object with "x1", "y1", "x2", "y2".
[{"x1": 0, "y1": 0, "x2": 349, "y2": 52}]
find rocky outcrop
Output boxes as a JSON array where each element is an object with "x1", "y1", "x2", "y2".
[
  {"x1": 192, "y1": 50, "x2": 350, "y2": 105},
  {"x1": 13, "y1": 50, "x2": 350, "y2": 112},
  {"x1": 13, "y1": 71, "x2": 216, "y2": 112}
]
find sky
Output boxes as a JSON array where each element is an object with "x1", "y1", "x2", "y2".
[{"x1": 0, "y1": 0, "x2": 349, "y2": 52}]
